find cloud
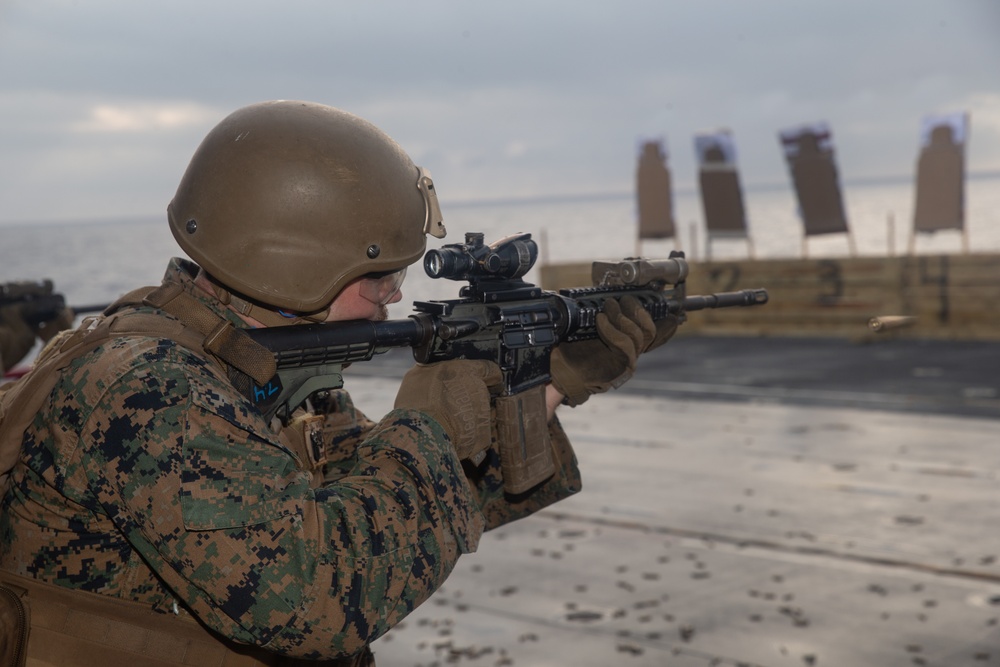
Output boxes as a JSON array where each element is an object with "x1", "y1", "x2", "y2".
[
  {"x1": 73, "y1": 102, "x2": 221, "y2": 133},
  {"x1": 503, "y1": 141, "x2": 529, "y2": 159},
  {"x1": 962, "y1": 93, "x2": 1000, "y2": 135},
  {"x1": 0, "y1": 92, "x2": 223, "y2": 222},
  {"x1": 1, "y1": 0, "x2": 999, "y2": 224}
]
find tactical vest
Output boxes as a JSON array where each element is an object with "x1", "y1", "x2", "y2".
[{"x1": 0, "y1": 284, "x2": 374, "y2": 667}]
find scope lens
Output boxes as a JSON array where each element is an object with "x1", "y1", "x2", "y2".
[{"x1": 424, "y1": 251, "x2": 445, "y2": 278}]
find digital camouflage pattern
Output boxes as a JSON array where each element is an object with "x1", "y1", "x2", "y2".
[{"x1": 0, "y1": 259, "x2": 581, "y2": 662}]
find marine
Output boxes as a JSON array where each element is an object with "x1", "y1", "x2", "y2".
[{"x1": 0, "y1": 100, "x2": 676, "y2": 666}]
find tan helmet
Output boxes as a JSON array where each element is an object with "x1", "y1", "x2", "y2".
[{"x1": 168, "y1": 100, "x2": 445, "y2": 314}]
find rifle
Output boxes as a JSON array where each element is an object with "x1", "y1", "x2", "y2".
[
  {"x1": 244, "y1": 232, "x2": 768, "y2": 492},
  {"x1": 0, "y1": 280, "x2": 67, "y2": 328},
  {"x1": 0, "y1": 281, "x2": 109, "y2": 379},
  {"x1": 0, "y1": 280, "x2": 107, "y2": 327}
]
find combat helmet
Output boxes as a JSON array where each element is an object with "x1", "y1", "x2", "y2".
[{"x1": 168, "y1": 100, "x2": 445, "y2": 316}]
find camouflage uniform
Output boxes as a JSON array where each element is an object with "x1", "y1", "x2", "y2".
[{"x1": 0, "y1": 258, "x2": 581, "y2": 662}]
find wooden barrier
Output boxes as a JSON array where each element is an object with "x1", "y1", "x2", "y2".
[{"x1": 539, "y1": 254, "x2": 1000, "y2": 341}]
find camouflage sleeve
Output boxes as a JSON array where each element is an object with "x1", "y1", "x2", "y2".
[
  {"x1": 81, "y1": 351, "x2": 485, "y2": 659},
  {"x1": 308, "y1": 389, "x2": 582, "y2": 530},
  {"x1": 317, "y1": 390, "x2": 378, "y2": 482},
  {"x1": 463, "y1": 414, "x2": 582, "y2": 530}
]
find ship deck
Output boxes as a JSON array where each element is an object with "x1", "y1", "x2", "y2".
[{"x1": 352, "y1": 337, "x2": 1000, "y2": 666}]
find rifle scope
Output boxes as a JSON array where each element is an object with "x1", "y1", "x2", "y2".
[{"x1": 424, "y1": 232, "x2": 537, "y2": 282}]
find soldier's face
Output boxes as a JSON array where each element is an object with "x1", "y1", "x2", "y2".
[{"x1": 325, "y1": 270, "x2": 405, "y2": 322}]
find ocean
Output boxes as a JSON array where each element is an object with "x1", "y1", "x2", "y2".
[{"x1": 2, "y1": 176, "x2": 998, "y2": 322}]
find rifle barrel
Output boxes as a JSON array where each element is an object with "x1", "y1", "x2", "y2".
[
  {"x1": 682, "y1": 289, "x2": 768, "y2": 311},
  {"x1": 71, "y1": 303, "x2": 111, "y2": 315}
]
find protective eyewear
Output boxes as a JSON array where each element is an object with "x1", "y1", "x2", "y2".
[{"x1": 357, "y1": 268, "x2": 407, "y2": 306}]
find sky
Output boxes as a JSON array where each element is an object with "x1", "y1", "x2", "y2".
[{"x1": 1, "y1": 0, "x2": 998, "y2": 225}]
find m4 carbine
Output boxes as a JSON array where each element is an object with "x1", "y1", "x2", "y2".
[
  {"x1": 0, "y1": 281, "x2": 69, "y2": 328},
  {"x1": 0, "y1": 280, "x2": 107, "y2": 327},
  {"x1": 245, "y1": 232, "x2": 767, "y2": 491}
]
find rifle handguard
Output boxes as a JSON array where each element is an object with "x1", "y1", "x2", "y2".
[{"x1": 549, "y1": 296, "x2": 652, "y2": 406}]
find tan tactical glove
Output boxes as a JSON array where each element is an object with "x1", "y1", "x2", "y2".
[
  {"x1": 33, "y1": 307, "x2": 75, "y2": 343},
  {"x1": 394, "y1": 359, "x2": 503, "y2": 461},
  {"x1": 0, "y1": 280, "x2": 76, "y2": 371},
  {"x1": 550, "y1": 296, "x2": 679, "y2": 406}
]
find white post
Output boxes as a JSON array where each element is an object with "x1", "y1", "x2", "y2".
[{"x1": 887, "y1": 211, "x2": 895, "y2": 257}]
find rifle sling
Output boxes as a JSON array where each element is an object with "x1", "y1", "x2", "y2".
[{"x1": 142, "y1": 283, "x2": 276, "y2": 386}]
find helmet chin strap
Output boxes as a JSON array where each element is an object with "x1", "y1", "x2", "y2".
[
  {"x1": 229, "y1": 293, "x2": 330, "y2": 327},
  {"x1": 201, "y1": 271, "x2": 330, "y2": 327}
]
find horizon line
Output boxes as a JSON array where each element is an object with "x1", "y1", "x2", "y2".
[
  {"x1": 444, "y1": 168, "x2": 1000, "y2": 209},
  {"x1": 3, "y1": 169, "x2": 999, "y2": 227}
]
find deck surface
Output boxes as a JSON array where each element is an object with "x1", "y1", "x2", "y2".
[{"x1": 347, "y1": 337, "x2": 1000, "y2": 666}]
